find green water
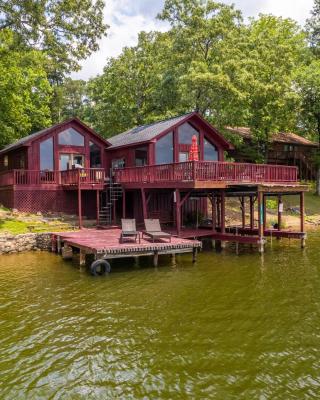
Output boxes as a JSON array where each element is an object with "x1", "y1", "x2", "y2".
[{"x1": 1, "y1": 235, "x2": 320, "y2": 399}]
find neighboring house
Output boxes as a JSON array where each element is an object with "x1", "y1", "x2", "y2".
[
  {"x1": 225, "y1": 127, "x2": 318, "y2": 180},
  {"x1": 0, "y1": 112, "x2": 302, "y2": 237}
]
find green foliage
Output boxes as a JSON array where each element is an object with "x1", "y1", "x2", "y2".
[
  {"x1": 0, "y1": 30, "x2": 52, "y2": 147},
  {"x1": 0, "y1": 0, "x2": 108, "y2": 75},
  {"x1": 238, "y1": 15, "x2": 308, "y2": 160},
  {"x1": 306, "y1": 0, "x2": 320, "y2": 55},
  {"x1": 266, "y1": 199, "x2": 277, "y2": 210}
]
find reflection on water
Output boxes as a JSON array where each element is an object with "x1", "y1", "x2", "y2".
[{"x1": 1, "y1": 234, "x2": 320, "y2": 399}]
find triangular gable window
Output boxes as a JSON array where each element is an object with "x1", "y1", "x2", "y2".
[{"x1": 58, "y1": 128, "x2": 84, "y2": 146}]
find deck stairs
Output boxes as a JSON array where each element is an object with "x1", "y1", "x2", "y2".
[{"x1": 98, "y1": 171, "x2": 123, "y2": 225}]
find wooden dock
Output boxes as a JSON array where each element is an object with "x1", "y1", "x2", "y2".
[{"x1": 53, "y1": 228, "x2": 202, "y2": 271}]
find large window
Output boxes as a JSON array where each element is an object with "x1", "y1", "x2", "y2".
[
  {"x1": 204, "y1": 138, "x2": 218, "y2": 161},
  {"x1": 58, "y1": 128, "x2": 84, "y2": 146},
  {"x1": 155, "y1": 132, "x2": 173, "y2": 164},
  {"x1": 135, "y1": 147, "x2": 148, "y2": 166},
  {"x1": 40, "y1": 137, "x2": 54, "y2": 170},
  {"x1": 179, "y1": 122, "x2": 199, "y2": 144},
  {"x1": 90, "y1": 141, "x2": 101, "y2": 168}
]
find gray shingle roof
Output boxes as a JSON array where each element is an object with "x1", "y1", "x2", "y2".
[
  {"x1": 108, "y1": 113, "x2": 193, "y2": 149},
  {"x1": 0, "y1": 126, "x2": 54, "y2": 154}
]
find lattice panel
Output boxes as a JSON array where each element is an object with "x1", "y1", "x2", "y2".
[{"x1": 13, "y1": 189, "x2": 95, "y2": 217}]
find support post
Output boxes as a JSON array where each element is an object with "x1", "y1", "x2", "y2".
[
  {"x1": 220, "y1": 191, "x2": 226, "y2": 248},
  {"x1": 263, "y1": 194, "x2": 267, "y2": 230},
  {"x1": 79, "y1": 249, "x2": 86, "y2": 267},
  {"x1": 192, "y1": 247, "x2": 198, "y2": 263},
  {"x1": 300, "y1": 191, "x2": 306, "y2": 248},
  {"x1": 241, "y1": 196, "x2": 245, "y2": 228},
  {"x1": 122, "y1": 189, "x2": 126, "y2": 219},
  {"x1": 153, "y1": 251, "x2": 159, "y2": 267},
  {"x1": 277, "y1": 195, "x2": 282, "y2": 232},
  {"x1": 212, "y1": 194, "x2": 216, "y2": 232},
  {"x1": 250, "y1": 196, "x2": 254, "y2": 230},
  {"x1": 96, "y1": 190, "x2": 100, "y2": 226},
  {"x1": 141, "y1": 188, "x2": 148, "y2": 220},
  {"x1": 171, "y1": 253, "x2": 176, "y2": 266},
  {"x1": 78, "y1": 178, "x2": 82, "y2": 229},
  {"x1": 258, "y1": 191, "x2": 264, "y2": 254},
  {"x1": 175, "y1": 189, "x2": 181, "y2": 236}
]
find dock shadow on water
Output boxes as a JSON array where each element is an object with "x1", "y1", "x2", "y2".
[{"x1": 1, "y1": 233, "x2": 320, "y2": 399}]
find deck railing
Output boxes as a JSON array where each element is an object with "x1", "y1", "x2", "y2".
[
  {"x1": 0, "y1": 169, "x2": 105, "y2": 187},
  {"x1": 60, "y1": 168, "x2": 105, "y2": 185},
  {"x1": 114, "y1": 161, "x2": 298, "y2": 184}
]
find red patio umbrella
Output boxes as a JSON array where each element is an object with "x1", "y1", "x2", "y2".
[{"x1": 189, "y1": 135, "x2": 199, "y2": 161}]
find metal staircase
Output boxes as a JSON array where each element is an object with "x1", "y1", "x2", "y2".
[{"x1": 98, "y1": 170, "x2": 123, "y2": 226}]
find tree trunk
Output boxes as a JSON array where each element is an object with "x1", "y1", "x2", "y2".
[{"x1": 317, "y1": 118, "x2": 320, "y2": 195}]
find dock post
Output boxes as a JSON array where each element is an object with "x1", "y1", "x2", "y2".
[
  {"x1": 192, "y1": 247, "x2": 198, "y2": 263},
  {"x1": 250, "y1": 196, "x2": 254, "y2": 230},
  {"x1": 241, "y1": 196, "x2": 245, "y2": 228},
  {"x1": 220, "y1": 191, "x2": 226, "y2": 249},
  {"x1": 79, "y1": 249, "x2": 86, "y2": 268},
  {"x1": 122, "y1": 189, "x2": 126, "y2": 218},
  {"x1": 258, "y1": 191, "x2": 265, "y2": 254},
  {"x1": 57, "y1": 236, "x2": 62, "y2": 254},
  {"x1": 175, "y1": 189, "x2": 181, "y2": 236},
  {"x1": 153, "y1": 251, "x2": 159, "y2": 267},
  {"x1": 300, "y1": 192, "x2": 306, "y2": 248},
  {"x1": 96, "y1": 190, "x2": 100, "y2": 226},
  {"x1": 171, "y1": 253, "x2": 176, "y2": 266},
  {"x1": 263, "y1": 194, "x2": 267, "y2": 230}
]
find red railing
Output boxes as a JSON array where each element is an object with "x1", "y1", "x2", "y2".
[
  {"x1": 14, "y1": 170, "x2": 60, "y2": 185},
  {"x1": 0, "y1": 169, "x2": 105, "y2": 187},
  {"x1": 114, "y1": 161, "x2": 298, "y2": 184},
  {"x1": 60, "y1": 168, "x2": 105, "y2": 186}
]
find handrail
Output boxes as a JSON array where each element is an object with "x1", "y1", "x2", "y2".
[
  {"x1": 0, "y1": 169, "x2": 105, "y2": 186},
  {"x1": 114, "y1": 161, "x2": 298, "y2": 184}
]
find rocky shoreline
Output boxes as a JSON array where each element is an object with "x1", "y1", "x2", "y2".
[{"x1": 0, "y1": 233, "x2": 52, "y2": 255}]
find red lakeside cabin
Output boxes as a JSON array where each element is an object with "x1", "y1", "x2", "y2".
[{"x1": 0, "y1": 112, "x2": 307, "y2": 253}]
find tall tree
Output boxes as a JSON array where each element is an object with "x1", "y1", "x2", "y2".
[
  {"x1": 295, "y1": 60, "x2": 320, "y2": 193},
  {"x1": 306, "y1": 0, "x2": 320, "y2": 55},
  {"x1": 0, "y1": 30, "x2": 52, "y2": 147},
  {"x1": 0, "y1": 0, "x2": 108, "y2": 75},
  {"x1": 88, "y1": 31, "x2": 177, "y2": 136},
  {"x1": 158, "y1": 0, "x2": 246, "y2": 127},
  {"x1": 238, "y1": 15, "x2": 308, "y2": 161}
]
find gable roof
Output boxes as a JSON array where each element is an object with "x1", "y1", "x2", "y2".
[
  {"x1": 108, "y1": 112, "x2": 232, "y2": 150},
  {"x1": 0, "y1": 118, "x2": 110, "y2": 155},
  {"x1": 225, "y1": 127, "x2": 318, "y2": 147}
]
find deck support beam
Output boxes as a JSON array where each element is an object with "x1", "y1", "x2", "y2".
[
  {"x1": 175, "y1": 189, "x2": 181, "y2": 236},
  {"x1": 220, "y1": 190, "x2": 226, "y2": 248},
  {"x1": 211, "y1": 194, "x2": 216, "y2": 232},
  {"x1": 192, "y1": 247, "x2": 198, "y2": 263},
  {"x1": 79, "y1": 249, "x2": 86, "y2": 267},
  {"x1": 278, "y1": 195, "x2": 282, "y2": 233},
  {"x1": 240, "y1": 196, "x2": 245, "y2": 228},
  {"x1": 263, "y1": 194, "x2": 267, "y2": 230},
  {"x1": 122, "y1": 189, "x2": 126, "y2": 219},
  {"x1": 78, "y1": 181, "x2": 82, "y2": 229},
  {"x1": 96, "y1": 190, "x2": 100, "y2": 226},
  {"x1": 141, "y1": 188, "x2": 148, "y2": 220},
  {"x1": 250, "y1": 196, "x2": 254, "y2": 230},
  {"x1": 300, "y1": 191, "x2": 306, "y2": 248},
  {"x1": 257, "y1": 191, "x2": 264, "y2": 253},
  {"x1": 153, "y1": 251, "x2": 159, "y2": 267}
]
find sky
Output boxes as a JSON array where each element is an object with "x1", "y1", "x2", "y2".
[{"x1": 73, "y1": 0, "x2": 315, "y2": 80}]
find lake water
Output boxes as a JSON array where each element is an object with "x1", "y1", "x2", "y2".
[{"x1": 1, "y1": 234, "x2": 320, "y2": 399}]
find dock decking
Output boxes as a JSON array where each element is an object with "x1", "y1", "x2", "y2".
[{"x1": 54, "y1": 228, "x2": 202, "y2": 268}]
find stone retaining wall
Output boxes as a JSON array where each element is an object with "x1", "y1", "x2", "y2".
[{"x1": 0, "y1": 233, "x2": 52, "y2": 255}]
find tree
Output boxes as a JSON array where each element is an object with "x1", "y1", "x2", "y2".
[
  {"x1": 158, "y1": 0, "x2": 246, "y2": 127},
  {"x1": 295, "y1": 60, "x2": 320, "y2": 193},
  {"x1": 0, "y1": 0, "x2": 108, "y2": 76},
  {"x1": 306, "y1": 0, "x2": 320, "y2": 55},
  {"x1": 238, "y1": 15, "x2": 308, "y2": 161},
  {"x1": 51, "y1": 78, "x2": 89, "y2": 123},
  {"x1": 0, "y1": 30, "x2": 52, "y2": 147},
  {"x1": 88, "y1": 31, "x2": 177, "y2": 136}
]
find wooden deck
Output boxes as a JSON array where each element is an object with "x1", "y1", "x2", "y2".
[{"x1": 54, "y1": 229, "x2": 202, "y2": 266}]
